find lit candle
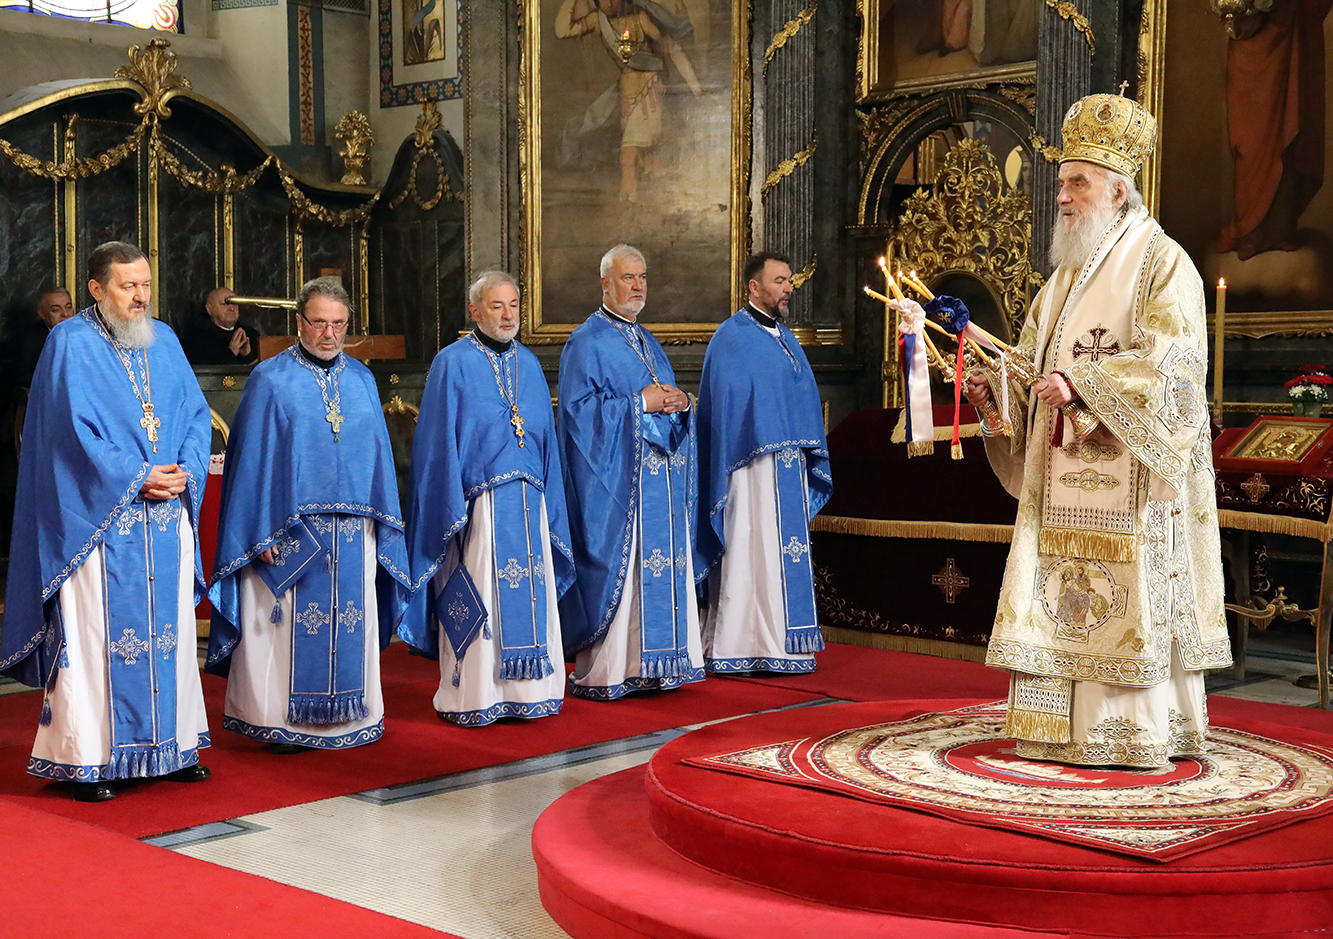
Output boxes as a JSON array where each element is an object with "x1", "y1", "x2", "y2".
[
  {"x1": 880, "y1": 256, "x2": 906, "y2": 301},
  {"x1": 1214, "y1": 277, "x2": 1226, "y2": 414}
]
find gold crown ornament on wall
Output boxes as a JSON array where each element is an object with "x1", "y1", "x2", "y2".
[{"x1": 1060, "y1": 92, "x2": 1158, "y2": 178}]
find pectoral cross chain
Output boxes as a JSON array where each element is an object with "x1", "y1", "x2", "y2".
[
  {"x1": 510, "y1": 406, "x2": 525, "y2": 447},
  {"x1": 326, "y1": 404, "x2": 345, "y2": 440},
  {"x1": 140, "y1": 403, "x2": 160, "y2": 454}
]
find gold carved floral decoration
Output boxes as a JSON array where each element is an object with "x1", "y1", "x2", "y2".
[{"x1": 388, "y1": 100, "x2": 461, "y2": 212}]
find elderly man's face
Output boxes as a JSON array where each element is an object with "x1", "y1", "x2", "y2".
[
  {"x1": 89, "y1": 258, "x2": 152, "y2": 324},
  {"x1": 470, "y1": 282, "x2": 521, "y2": 342},
  {"x1": 1056, "y1": 161, "x2": 1119, "y2": 231},
  {"x1": 601, "y1": 254, "x2": 647, "y2": 320},
  {"x1": 38, "y1": 291, "x2": 74, "y2": 329},
  {"x1": 748, "y1": 259, "x2": 793, "y2": 318},
  {"x1": 298, "y1": 293, "x2": 350, "y2": 360},
  {"x1": 206, "y1": 289, "x2": 240, "y2": 328}
]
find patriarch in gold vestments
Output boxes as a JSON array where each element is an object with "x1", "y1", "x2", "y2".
[{"x1": 966, "y1": 93, "x2": 1232, "y2": 769}]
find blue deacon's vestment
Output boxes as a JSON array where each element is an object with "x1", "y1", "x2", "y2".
[
  {"x1": 695, "y1": 307, "x2": 833, "y2": 673},
  {"x1": 206, "y1": 346, "x2": 411, "y2": 748},
  {"x1": 1, "y1": 308, "x2": 212, "y2": 781},
  {"x1": 399, "y1": 331, "x2": 577, "y2": 726},
  {"x1": 558, "y1": 309, "x2": 703, "y2": 699}
]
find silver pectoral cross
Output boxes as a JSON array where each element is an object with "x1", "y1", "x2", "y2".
[
  {"x1": 140, "y1": 403, "x2": 160, "y2": 453},
  {"x1": 326, "y1": 404, "x2": 344, "y2": 441}
]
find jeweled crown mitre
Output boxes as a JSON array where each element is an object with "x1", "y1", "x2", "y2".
[{"x1": 1060, "y1": 93, "x2": 1157, "y2": 178}]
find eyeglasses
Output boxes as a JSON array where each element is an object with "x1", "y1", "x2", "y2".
[{"x1": 301, "y1": 313, "x2": 349, "y2": 334}]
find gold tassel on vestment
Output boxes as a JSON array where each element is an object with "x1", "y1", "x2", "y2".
[
  {"x1": 907, "y1": 439, "x2": 935, "y2": 457},
  {"x1": 1004, "y1": 708, "x2": 1071, "y2": 744},
  {"x1": 1039, "y1": 526, "x2": 1135, "y2": 563},
  {"x1": 951, "y1": 442, "x2": 964, "y2": 460}
]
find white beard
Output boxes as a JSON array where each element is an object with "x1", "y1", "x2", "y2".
[
  {"x1": 104, "y1": 308, "x2": 157, "y2": 349},
  {"x1": 1050, "y1": 195, "x2": 1120, "y2": 272}
]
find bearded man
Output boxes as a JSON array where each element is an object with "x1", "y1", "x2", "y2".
[
  {"x1": 400, "y1": 272, "x2": 576, "y2": 725},
  {"x1": 206, "y1": 277, "x2": 411, "y2": 752},
  {"x1": 963, "y1": 94, "x2": 1232, "y2": 768},
  {"x1": 1, "y1": 241, "x2": 213, "y2": 801}
]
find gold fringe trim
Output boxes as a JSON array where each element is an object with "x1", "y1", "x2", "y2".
[
  {"x1": 1217, "y1": 509, "x2": 1333, "y2": 544},
  {"x1": 907, "y1": 439, "x2": 935, "y2": 457},
  {"x1": 1005, "y1": 707, "x2": 1071, "y2": 744},
  {"x1": 822, "y1": 627, "x2": 989, "y2": 663},
  {"x1": 1039, "y1": 526, "x2": 1135, "y2": 563},
  {"x1": 811, "y1": 516, "x2": 1015, "y2": 543},
  {"x1": 890, "y1": 409, "x2": 983, "y2": 444},
  {"x1": 951, "y1": 442, "x2": 964, "y2": 460}
]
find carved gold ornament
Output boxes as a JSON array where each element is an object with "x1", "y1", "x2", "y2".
[
  {"x1": 335, "y1": 110, "x2": 374, "y2": 187},
  {"x1": 1042, "y1": 0, "x2": 1096, "y2": 56},
  {"x1": 116, "y1": 39, "x2": 191, "y2": 119},
  {"x1": 764, "y1": 0, "x2": 817, "y2": 77},
  {"x1": 278, "y1": 166, "x2": 379, "y2": 226},
  {"x1": 791, "y1": 257, "x2": 817, "y2": 290},
  {"x1": 389, "y1": 101, "x2": 460, "y2": 211},
  {"x1": 761, "y1": 133, "x2": 817, "y2": 197},
  {"x1": 890, "y1": 137, "x2": 1037, "y2": 339}
]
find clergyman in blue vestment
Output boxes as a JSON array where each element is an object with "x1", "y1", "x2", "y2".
[
  {"x1": 206, "y1": 278, "x2": 411, "y2": 751},
  {"x1": 0, "y1": 242, "x2": 213, "y2": 802},
  {"x1": 695, "y1": 252, "x2": 833, "y2": 674},
  {"x1": 558, "y1": 245, "x2": 703, "y2": 699},
  {"x1": 398, "y1": 271, "x2": 577, "y2": 726}
]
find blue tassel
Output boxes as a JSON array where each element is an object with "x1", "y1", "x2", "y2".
[
  {"x1": 784, "y1": 626, "x2": 825, "y2": 655},
  {"x1": 452, "y1": 663, "x2": 461, "y2": 687},
  {"x1": 39, "y1": 699, "x2": 52, "y2": 726},
  {"x1": 323, "y1": 554, "x2": 333, "y2": 574},
  {"x1": 271, "y1": 601, "x2": 284, "y2": 624},
  {"x1": 482, "y1": 621, "x2": 492, "y2": 640}
]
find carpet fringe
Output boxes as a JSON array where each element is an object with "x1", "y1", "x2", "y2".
[{"x1": 810, "y1": 516, "x2": 1014, "y2": 543}]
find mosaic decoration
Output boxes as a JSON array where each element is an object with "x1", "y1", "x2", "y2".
[
  {"x1": 0, "y1": 0, "x2": 179, "y2": 29},
  {"x1": 688, "y1": 702, "x2": 1333, "y2": 861}
]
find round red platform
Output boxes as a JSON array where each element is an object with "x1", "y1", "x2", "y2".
[{"x1": 534, "y1": 699, "x2": 1333, "y2": 938}]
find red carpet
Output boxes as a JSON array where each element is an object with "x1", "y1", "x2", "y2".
[
  {"x1": 0, "y1": 799, "x2": 458, "y2": 939},
  {"x1": 683, "y1": 700, "x2": 1333, "y2": 861},
  {"x1": 535, "y1": 699, "x2": 1333, "y2": 938},
  {"x1": 0, "y1": 642, "x2": 820, "y2": 838}
]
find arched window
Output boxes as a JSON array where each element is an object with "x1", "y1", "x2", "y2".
[{"x1": 0, "y1": 0, "x2": 180, "y2": 31}]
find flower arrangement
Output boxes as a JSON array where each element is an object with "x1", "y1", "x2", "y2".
[{"x1": 1285, "y1": 365, "x2": 1333, "y2": 402}]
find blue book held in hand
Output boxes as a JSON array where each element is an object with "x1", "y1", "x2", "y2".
[{"x1": 253, "y1": 517, "x2": 327, "y2": 599}]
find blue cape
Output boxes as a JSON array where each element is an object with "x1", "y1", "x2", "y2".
[
  {"x1": 205, "y1": 346, "x2": 412, "y2": 674},
  {"x1": 694, "y1": 309, "x2": 832, "y2": 579},
  {"x1": 0, "y1": 308, "x2": 211, "y2": 688},
  {"x1": 557, "y1": 310, "x2": 696, "y2": 652},
  {"x1": 398, "y1": 334, "x2": 576, "y2": 657}
]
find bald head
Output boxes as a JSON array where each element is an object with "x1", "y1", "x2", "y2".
[
  {"x1": 37, "y1": 289, "x2": 74, "y2": 329},
  {"x1": 205, "y1": 287, "x2": 239, "y2": 328}
]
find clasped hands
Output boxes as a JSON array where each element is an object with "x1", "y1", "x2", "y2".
[
  {"x1": 139, "y1": 463, "x2": 188, "y2": 501},
  {"x1": 643, "y1": 383, "x2": 689, "y2": 415}
]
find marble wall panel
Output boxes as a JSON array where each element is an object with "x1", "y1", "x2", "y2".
[
  {"x1": 235, "y1": 188, "x2": 294, "y2": 336},
  {"x1": 158, "y1": 173, "x2": 219, "y2": 333},
  {"x1": 76, "y1": 120, "x2": 142, "y2": 267},
  {"x1": 0, "y1": 120, "x2": 60, "y2": 330}
]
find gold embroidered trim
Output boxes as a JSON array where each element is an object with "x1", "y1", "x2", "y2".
[
  {"x1": 1005, "y1": 708, "x2": 1071, "y2": 744},
  {"x1": 907, "y1": 439, "x2": 935, "y2": 457},
  {"x1": 763, "y1": 0, "x2": 818, "y2": 77},
  {"x1": 951, "y1": 442, "x2": 964, "y2": 460},
  {"x1": 1039, "y1": 526, "x2": 1135, "y2": 563},
  {"x1": 810, "y1": 516, "x2": 1015, "y2": 543}
]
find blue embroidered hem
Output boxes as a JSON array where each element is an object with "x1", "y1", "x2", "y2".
[
  {"x1": 28, "y1": 735, "x2": 211, "y2": 782},
  {"x1": 705, "y1": 656, "x2": 816, "y2": 674},
  {"x1": 437, "y1": 698, "x2": 562, "y2": 727},
  {"x1": 223, "y1": 715, "x2": 384, "y2": 749},
  {"x1": 569, "y1": 668, "x2": 705, "y2": 701}
]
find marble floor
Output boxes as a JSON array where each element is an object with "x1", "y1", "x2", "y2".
[{"x1": 8, "y1": 630, "x2": 1326, "y2": 939}]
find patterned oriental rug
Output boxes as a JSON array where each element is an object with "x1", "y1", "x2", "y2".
[{"x1": 687, "y1": 702, "x2": 1333, "y2": 862}]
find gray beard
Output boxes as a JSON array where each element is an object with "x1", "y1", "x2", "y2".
[
  {"x1": 104, "y1": 307, "x2": 157, "y2": 349},
  {"x1": 1049, "y1": 199, "x2": 1120, "y2": 272}
]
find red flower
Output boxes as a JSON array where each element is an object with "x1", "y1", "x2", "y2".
[{"x1": 1300, "y1": 364, "x2": 1330, "y2": 373}]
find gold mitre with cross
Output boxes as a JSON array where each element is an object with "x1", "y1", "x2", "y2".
[{"x1": 1060, "y1": 92, "x2": 1157, "y2": 178}]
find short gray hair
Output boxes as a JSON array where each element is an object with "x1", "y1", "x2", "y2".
[
  {"x1": 1102, "y1": 167, "x2": 1144, "y2": 212},
  {"x1": 600, "y1": 244, "x2": 645, "y2": 278},
  {"x1": 88, "y1": 241, "x2": 147, "y2": 286},
  {"x1": 296, "y1": 276, "x2": 351, "y2": 320},
  {"x1": 469, "y1": 270, "x2": 520, "y2": 308}
]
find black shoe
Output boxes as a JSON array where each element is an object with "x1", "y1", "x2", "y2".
[
  {"x1": 270, "y1": 743, "x2": 308, "y2": 755},
  {"x1": 162, "y1": 764, "x2": 211, "y2": 783},
  {"x1": 70, "y1": 781, "x2": 116, "y2": 802}
]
